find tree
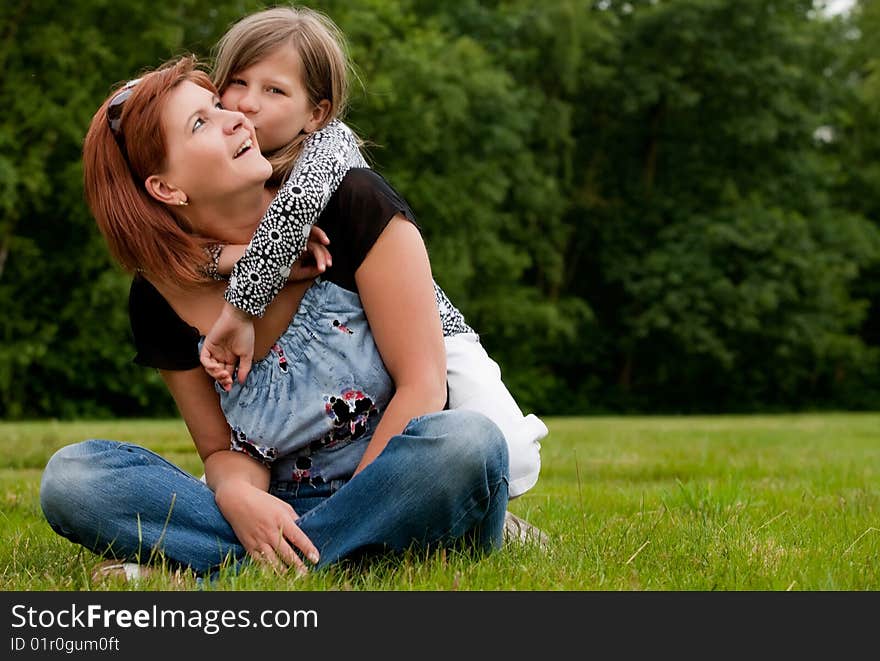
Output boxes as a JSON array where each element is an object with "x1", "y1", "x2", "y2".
[{"x1": 1, "y1": 0, "x2": 877, "y2": 417}]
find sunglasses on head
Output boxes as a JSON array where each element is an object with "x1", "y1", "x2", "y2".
[{"x1": 106, "y1": 78, "x2": 142, "y2": 145}]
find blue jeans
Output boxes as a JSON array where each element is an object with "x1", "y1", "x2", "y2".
[{"x1": 39, "y1": 410, "x2": 509, "y2": 575}]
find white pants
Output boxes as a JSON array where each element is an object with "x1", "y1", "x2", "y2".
[{"x1": 445, "y1": 333, "x2": 547, "y2": 498}]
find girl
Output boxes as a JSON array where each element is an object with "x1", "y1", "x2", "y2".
[{"x1": 200, "y1": 6, "x2": 547, "y2": 502}]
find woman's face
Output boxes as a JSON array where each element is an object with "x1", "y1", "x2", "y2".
[
  {"x1": 220, "y1": 46, "x2": 323, "y2": 153},
  {"x1": 159, "y1": 80, "x2": 272, "y2": 203}
]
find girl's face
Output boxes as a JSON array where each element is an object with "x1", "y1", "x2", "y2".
[
  {"x1": 220, "y1": 46, "x2": 327, "y2": 153},
  {"x1": 158, "y1": 81, "x2": 272, "y2": 203}
]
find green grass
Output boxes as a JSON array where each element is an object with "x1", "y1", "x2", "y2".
[{"x1": 1, "y1": 414, "x2": 878, "y2": 590}]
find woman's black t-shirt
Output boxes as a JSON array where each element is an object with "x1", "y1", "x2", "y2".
[{"x1": 128, "y1": 168, "x2": 417, "y2": 371}]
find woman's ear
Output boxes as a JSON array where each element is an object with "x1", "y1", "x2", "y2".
[
  {"x1": 144, "y1": 175, "x2": 188, "y2": 206},
  {"x1": 304, "y1": 99, "x2": 332, "y2": 133}
]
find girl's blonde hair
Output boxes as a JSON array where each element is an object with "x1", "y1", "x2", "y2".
[{"x1": 212, "y1": 6, "x2": 358, "y2": 184}]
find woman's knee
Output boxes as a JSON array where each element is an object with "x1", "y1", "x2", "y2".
[
  {"x1": 406, "y1": 410, "x2": 509, "y2": 477},
  {"x1": 40, "y1": 439, "x2": 116, "y2": 523}
]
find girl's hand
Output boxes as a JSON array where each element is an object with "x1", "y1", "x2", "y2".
[
  {"x1": 200, "y1": 302, "x2": 255, "y2": 389},
  {"x1": 215, "y1": 227, "x2": 331, "y2": 283},
  {"x1": 201, "y1": 226, "x2": 330, "y2": 387},
  {"x1": 287, "y1": 225, "x2": 332, "y2": 282},
  {"x1": 215, "y1": 479, "x2": 319, "y2": 574}
]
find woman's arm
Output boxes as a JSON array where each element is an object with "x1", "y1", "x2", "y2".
[
  {"x1": 160, "y1": 367, "x2": 319, "y2": 570},
  {"x1": 352, "y1": 214, "x2": 448, "y2": 475}
]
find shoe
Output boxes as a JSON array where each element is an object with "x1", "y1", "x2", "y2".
[
  {"x1": 91, "y1": 560, "x2": 151, "y2": 583},
  {"x1": 90, "y1": 560, "x2": 186, "y2": 586},
  {"x1": 503, "y1": 511, "x2": 549, "y2": 549}
]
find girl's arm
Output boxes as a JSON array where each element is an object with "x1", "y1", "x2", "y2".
[
  {"x1": 160, "y1": 366, "x2": 320, "y2": 571},
  {"x1": 351, "y1": 214, "x2": 448, "y2": 475},
  {"x1": 201, "y1": 226, "x2": 332, "y2": 391},
  {"x1": 226, "y1": 120, "x2": 367, "y2": 318},
  {"x1": 214, "y1": 225, "x2": 332, "y2": 282},
  {"x1": 201, "y1": 120, "x2": 367, "y2": 386}
]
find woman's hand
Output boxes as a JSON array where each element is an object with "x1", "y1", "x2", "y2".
[
  {"x1": 159, "y1": 367, "x2": 320, "y2": 572},
  {"x1": 214, "y1": 478, "x2": 319, "y2": 574}
]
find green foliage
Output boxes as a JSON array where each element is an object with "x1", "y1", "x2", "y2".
[
  {"x1": 1, "y1": 0, "x2": 879, "y2": 418},
  {"x1": 623, "y1": 197, "x2": 879, "y2": 410}
]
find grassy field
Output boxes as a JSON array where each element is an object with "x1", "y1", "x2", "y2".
[{"x1": 1, "y1": 413, "x2": 878, "y2": 591}]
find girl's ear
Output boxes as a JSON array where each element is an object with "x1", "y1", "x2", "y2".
[
  {"x1": 144, "y1": 175, "x2": 188, "y2": 206},
  {"x1": 304, "y1": 99, "x2": 332, "y2": 133}
]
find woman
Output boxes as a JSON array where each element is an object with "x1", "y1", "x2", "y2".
[{"x1": 39, "y1": 56, "x2": 509, "y2": 577}]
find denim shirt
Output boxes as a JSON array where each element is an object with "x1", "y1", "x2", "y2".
[{"x1": 210, "y1": 278, "x2": 394, "y2": 485}]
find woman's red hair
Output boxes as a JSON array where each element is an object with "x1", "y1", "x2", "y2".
[{"x1": 83, "y1": 55, "x2": 216, "y2": 288}]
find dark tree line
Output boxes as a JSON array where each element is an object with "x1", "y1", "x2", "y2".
[{"x1": 1, "y1": 0, "x2": 878, "y2": 419}]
